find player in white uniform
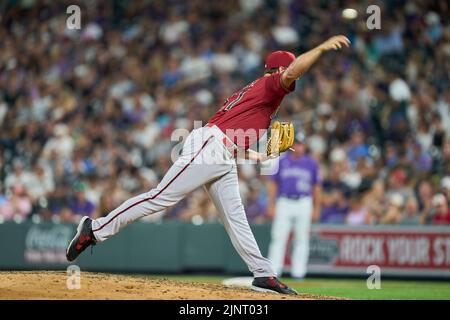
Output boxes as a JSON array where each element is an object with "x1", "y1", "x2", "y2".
[
  {"x1": 66, "y1": 35, "x2": 349, "y2": 294},
  {"x1": 267, "y1": 132, "x2": 322, "y2": 279}
]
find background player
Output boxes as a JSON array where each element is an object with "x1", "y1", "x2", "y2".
[
  {"x1": 267, "y1": 132, "x2": 322, "y2": 279},
  {"x1": 66, "y1": 35, "x2": 350, "y2": 295}
]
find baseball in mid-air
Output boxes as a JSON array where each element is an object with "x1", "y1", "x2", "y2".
[{"x1": 342, "y1": 8, "x2": 358, "y2": 20}]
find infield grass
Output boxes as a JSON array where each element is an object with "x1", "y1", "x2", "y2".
[{"x1": 145, "y1": 275, "x2": 450, "y2": 300}]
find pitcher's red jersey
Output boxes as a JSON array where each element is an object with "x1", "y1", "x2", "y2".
[{"x1": 208, "y1": 72, "x2": 295, "y2": 149}]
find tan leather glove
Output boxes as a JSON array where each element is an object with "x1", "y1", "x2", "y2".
[{"x1": 266, "y1": 121, "x2": 295, "y2": 158}]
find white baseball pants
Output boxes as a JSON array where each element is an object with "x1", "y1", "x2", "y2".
[
  {"x1": 268, "y1": 197, "x2": 313, "y2": 278},
  {"x1": 91, "y1": 125, "x2": 275, "y2": 277}
]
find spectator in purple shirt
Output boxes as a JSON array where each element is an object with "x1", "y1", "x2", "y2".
[
  {"x1": 69, "y1": 183, "x2": 96, "y2": 220},
  {"x1": 409, "y1": 141, "x2": 432, "y2": 174},
  {"x1": 347, "y1": 129, "x2": 370, "y2": 167},
  {"x1": 320, "y1": 189, "x2": 349, "y2": 224}
]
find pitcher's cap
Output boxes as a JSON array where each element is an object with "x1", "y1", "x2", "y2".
[{"x1": 265, "y1": 51, "x2": 295, "y2": 69}]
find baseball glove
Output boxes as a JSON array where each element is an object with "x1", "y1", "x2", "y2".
[{"x1": 266, "y1": 121, "x2": 295, "y2": 158}]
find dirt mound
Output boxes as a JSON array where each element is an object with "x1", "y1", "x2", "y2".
[{"x1": 0, "y1": 271, "x2": 336, "y2": 300}]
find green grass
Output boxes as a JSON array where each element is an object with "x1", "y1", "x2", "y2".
[
  {"x1": 285, "y1": 278, "x2": 450, "y2": 300},
  {"x1": 144, "y1": 275, "x2": 450, "y2": 300}
]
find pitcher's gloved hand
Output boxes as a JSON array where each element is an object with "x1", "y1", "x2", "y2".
[{"x1": 266, "y1": 121, "x2": 295, "y2": 158}]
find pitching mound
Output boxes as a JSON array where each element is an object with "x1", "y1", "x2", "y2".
[{"x1": 0, "y1": 271, "x2": 340, "y2": 300}]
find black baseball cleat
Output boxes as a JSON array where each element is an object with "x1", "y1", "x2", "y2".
[
  {"x1": 251, "y1": 277, "x2": 298, "y2": 295},
  {"x1": 66, "y1": 216, "x2": 96, "y2": 262}
]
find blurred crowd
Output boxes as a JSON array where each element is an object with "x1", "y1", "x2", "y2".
[{"x1": 1, "y1": 0, "x2": 450, "y2": 226}]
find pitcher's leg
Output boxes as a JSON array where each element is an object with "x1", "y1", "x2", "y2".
[
  {"x1": 267, "y1": 199, "x2": 292, "y2": 277},
  {"x1": 92, "y1": 136, "x2": 228, "y2": 242},
  {"x1": 204, "y1": 166, "x2": 275, "y2": 277},
  {"x1": 291, "y1": 198, "x2": 313, "y2": 278}
]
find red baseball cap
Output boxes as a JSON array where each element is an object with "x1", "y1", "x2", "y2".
[{"x1": 264, "y1": 51, "x2": 296, "y2": 69}]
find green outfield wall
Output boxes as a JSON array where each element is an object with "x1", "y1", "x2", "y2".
[
  {"x1": 1, "y1": 221, "x2": 450, "y2": 278},
  {"x1": 0, "y1": 220, "x2": 268, "y2": 274}
]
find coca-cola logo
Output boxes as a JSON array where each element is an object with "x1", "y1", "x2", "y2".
[
  {"x1": 25, "y1": 225, "x2": 73, "y2": 250},
  {"x1": 24, "y1": 224, "x2": 73, "y2": 264}
]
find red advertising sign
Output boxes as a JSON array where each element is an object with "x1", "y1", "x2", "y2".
[{"x1": 285, "y1": 226, "x2": 450, "y2": 277}]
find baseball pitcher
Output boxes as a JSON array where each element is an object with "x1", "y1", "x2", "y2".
[
  {"x1": 267, "y1": 132, "x2": 322, "y2": 279},
  {"x1": 66, "y1": 35, "x2": 350, "y2": 295}
]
